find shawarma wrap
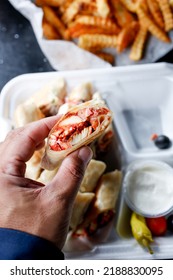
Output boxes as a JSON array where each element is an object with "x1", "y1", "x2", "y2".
[{"x1": 41, "y1": 99, "x2": 112, "y2": 170}]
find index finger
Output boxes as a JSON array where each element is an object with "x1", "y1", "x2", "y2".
[{"x1": 3, "y1": 115, "x2": 60, "y2": 164}]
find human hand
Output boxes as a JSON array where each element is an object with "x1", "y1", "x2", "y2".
[{"x1": 0, "y1": 116, "x2": 92, "y2": 249}]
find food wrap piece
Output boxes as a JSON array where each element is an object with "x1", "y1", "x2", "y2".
[
  {"x1": 14, "y1": 100, "x2": 44, "y2": 127},
  {"x1": 32, "y1": 77, "x2": 67, "y2": 116},
  {"x1": 25, "y1": 149, "x2": 44, "y2": 180},
  {"x1": 58, "y1": 82, "x2": 93, "y2": 114},
  {"x1": 32, "y1": 77, "x2": 66, "y2": 106},
  {"x1": 14, "y1": 77, "x2": 66, "y2": 126},
  {"x1": 38, "y1": 166, "x2": 59, "y2": 184},
  {"x1": 96, "y1": 123, "x2": 114, "y2": 154},
  {"x1": 41, "y1": 99, "x2": 113, "y2": 170},
  {"x1": 68, "y1": 82, "x2": 93, "y2": 103},
  {"x1": 58, "y1": 102, "x2": 73, "y2": 115},
  {"x1": 80, "y1": 159, "x2": 106, "y2": 192},
  {"x1": 92, "y1": 91, "x2": 103, "y2": 101},
  {"x1": 70, "y1": 192, "x2": 95, "y2": 230},
  {"x1": 75, "y1": 169, "x2": 122, "y2": 236}
]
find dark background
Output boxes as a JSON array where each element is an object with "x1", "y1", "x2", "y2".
[
  {"x1": 0, "y1": 0, "x2": 53, "y2": 91},
  {"x1": 0, "y1": 0, "x2": 173, "y2": 91}
]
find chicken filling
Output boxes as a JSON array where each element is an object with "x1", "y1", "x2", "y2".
[{"x1": 49, "y1": 107, "x2": 109, "y2": 151}]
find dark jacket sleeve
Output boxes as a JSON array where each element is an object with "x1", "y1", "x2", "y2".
[{"x1": 0, "y1": 228, "x2": 64, "y2": 260}]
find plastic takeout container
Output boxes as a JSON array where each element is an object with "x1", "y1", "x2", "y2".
[{"x1": 1, "y1": 63, "x2": 173, "y2": 259}]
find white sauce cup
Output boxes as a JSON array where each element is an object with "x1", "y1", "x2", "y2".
[{"x1": 123, "y1": 160, "x2": 173, "y2": 217}]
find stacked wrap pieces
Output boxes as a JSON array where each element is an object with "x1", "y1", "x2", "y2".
[
  {"x1": 73, "y1": 169, "x2": 122, "y2": 236},
  {"x1": 41, "y1": 99, "x2": 113, "y2": 170},
  {"x1": 13, "y1": 77, "x2": 122, "y2": 242}
]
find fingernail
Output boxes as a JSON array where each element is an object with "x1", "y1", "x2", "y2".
[{"x1": 78, "y1": 146, "x2": 93, "y2": 165}]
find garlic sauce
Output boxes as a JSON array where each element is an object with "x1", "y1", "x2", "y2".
[{"x1": 124, "y1": 161, "x2": 173, "y2": 217}]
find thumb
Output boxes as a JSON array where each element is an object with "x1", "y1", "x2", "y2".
[{"x1": 46, "y1": 146, "x2": 93, "y2": 200}]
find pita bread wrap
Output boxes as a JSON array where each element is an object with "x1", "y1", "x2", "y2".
[{"x1": 41, "y1": 99, "x2": 112, "y2": 170}]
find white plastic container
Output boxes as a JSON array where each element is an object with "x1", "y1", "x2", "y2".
[{"x1": 1, "y1": 63, "x2": 173, "y2": 259}]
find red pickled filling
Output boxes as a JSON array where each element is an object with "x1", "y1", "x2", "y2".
[{"x1": 49, "y1": 107, "x2": 109, "y2": 151}]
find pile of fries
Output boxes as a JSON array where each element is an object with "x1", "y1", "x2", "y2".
[{"x1": 35, "y1": 0, "x2": 173, "y2": 65}]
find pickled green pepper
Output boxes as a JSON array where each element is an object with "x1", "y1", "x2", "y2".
[{"x1": 130, "y1": 212, "x2": 153, "y2": 254}]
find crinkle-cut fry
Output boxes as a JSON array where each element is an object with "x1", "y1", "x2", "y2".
[
  {"x1": 60, "y1": 1, "x2": 97, "y2": 17},
  {"x1": 137, "y1": 0, "x2": 149, "y2": 11},
  {"x1": 111, "y1": 0, "x2": 135, "y2": 28},
  {"x1": 156, "y1": 0, "x2": 173, "y2": 31},
  {"x1": 59, "y1": 0, "x2": 74, "y2": 13},
  {"x1": 119, "y1": 0, "x2": 137, "y2": 12},
  {"x1": 35, "y1": 0, "x2": 65, "y2": 7},
  {"x1": 74, "y1": 15, "x2": 121, "y2": 34},
  {"x1": 68, "y1": 23, "x2": 117, "y2": 38},
  {"x1": 42, "y1": 17, "x2": 61, "y2": 39},
  {"x1": 62, "y1": 0, "x2": 91, "y2": 24},
  {"x1": 146, "y1": 0, "x2": 164, "y2": 29},
  {"x1": 137, "y1": 6, "x2": 170, "y2": 42},
  {"x1": 43, "y1": 6, "x2": 70, "y2": 40},
  {"x1": 129, "y1": 24, "x2": 148, "y2": 60},
  {"x1": 169, "y1": 0, "x2": 173, "y2": 8},
  {"x1": 76, "y1": 2, "x2": 97, "y2": 16},
  {"x1": 117, "y1": 21, "x2": 140, "y2": 52},
  {"x1": 78, "y1": 34, "x2": 117, "y2": 50},
  {"x1": 91, "y1": 51, "x2": 115, "y2": 65},
  {"x1": 96, "y1": 0, "x2": 110, "y2": 18}
]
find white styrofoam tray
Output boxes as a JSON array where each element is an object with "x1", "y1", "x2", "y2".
[{"x1": 1, "y1": 62, "x2": 173, "y2": 259}]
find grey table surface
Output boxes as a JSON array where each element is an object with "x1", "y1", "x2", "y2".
[
  {"x1": 0, "y1": 0, "x2": 53, "y2": 91},
  {"x1": 0, "y1": 0, "x2": 173, "y2": 92}
]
